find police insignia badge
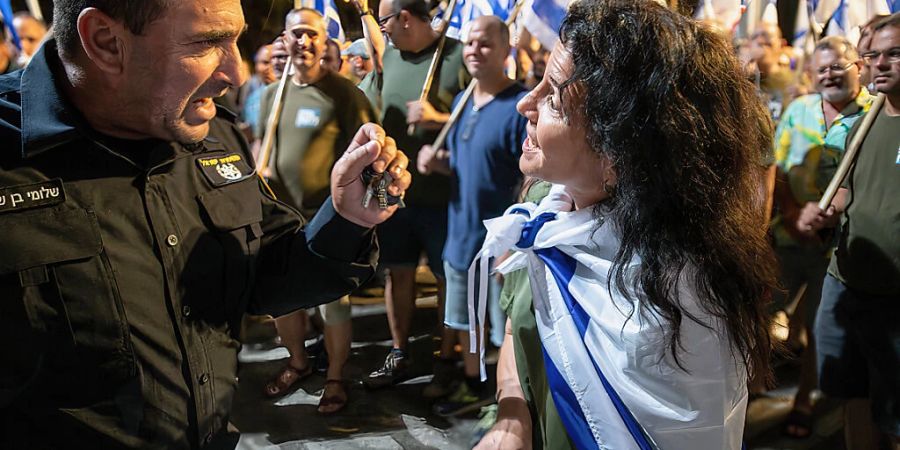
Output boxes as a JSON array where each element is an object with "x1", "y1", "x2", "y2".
[{"x1": 196, "y1": 153, "x2": 254, "y2": 187}]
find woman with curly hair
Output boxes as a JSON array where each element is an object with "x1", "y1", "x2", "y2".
[{"x1": 473, "y1": 1, "x2": 777, "y2": 448}]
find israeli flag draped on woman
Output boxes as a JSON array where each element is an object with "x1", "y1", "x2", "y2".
[{"x1": 469, "y1": 184, "x2": 748, "y2": 450}]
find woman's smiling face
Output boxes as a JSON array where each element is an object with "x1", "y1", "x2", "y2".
[{"x1": 516, "y1": 44, "x2": 614, "y2": 208}]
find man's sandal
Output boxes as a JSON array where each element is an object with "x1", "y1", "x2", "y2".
[
  {"x1": 264, "y1": 364, "x2": 313, "y2": 398},
  {"x1": 317, "y1": 379, "x2": 348, "y2": 415}
]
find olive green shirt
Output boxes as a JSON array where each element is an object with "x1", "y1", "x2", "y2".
[
  {"x1": 258, "y1": 71, "x2": 375, "y2": 215},
  {"x1": 499, "y1": 180, "x2": 575, "y2": 450},
  {"x1": 0, "y1": 41, "x2": 377, "y2": 449},
  {"x1": 828, "y1": 109, "x2": 900, "y2": 296},
  {"x1": 359, "y1": 39, "x2": 469, "y2": 208}
]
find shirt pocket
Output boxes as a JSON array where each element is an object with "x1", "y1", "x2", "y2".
[
  {"x1": 0, "y1": 207, "x2": 135, "y2": 403},
  {"x1": 194, "y1": 181, "x2": 264, "y2": 326}
]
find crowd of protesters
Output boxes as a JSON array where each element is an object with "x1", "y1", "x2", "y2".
[{"x1": 1, "y1": 0, "x2": 898, "y2": 449}]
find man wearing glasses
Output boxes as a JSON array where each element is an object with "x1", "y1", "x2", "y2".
[
  {"x1": 799, "y1": 13, "x2": 900, "y2": 450},
  {"x1": 355, "y1": 0, "x2": 470, "y2": 391},
  {"x1": 769, "y1": 35, "x2": 873, "y2": 439}
]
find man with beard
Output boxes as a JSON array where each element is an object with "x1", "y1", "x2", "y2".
[
  {"x1": 0, "y1": 0, "x2": 409, "y2": 447},
  {"x1": 799, "y1": 13, "x2": 900, "y2": 450},
  {"x1": 770, "y1": 35, "x2": 872, "y2": 439},
  {"x1": 257, "y1": 8, "x2": 376, "y2": 415}
]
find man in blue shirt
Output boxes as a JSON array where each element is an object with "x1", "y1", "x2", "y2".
[{"x1": 418, "y1": 15, "x2": 527, "y2": 416}]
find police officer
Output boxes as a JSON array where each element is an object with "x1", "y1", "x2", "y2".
[{"x1": 0, "y1": 0, "x2": 410, "y2": 448}]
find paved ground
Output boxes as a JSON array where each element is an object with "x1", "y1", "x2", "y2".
[{"x1": 230, "y1": 273, "x2": 847, "y2": 450}]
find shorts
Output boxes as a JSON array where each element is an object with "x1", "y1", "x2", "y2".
[
  {"x1": 443, "y1": 261, "x2": 506, "y2": 347},
  {"x1": 318, "y1": 296, "x2": 351, "y2": 326},
  {"x1": 815, "y1": 274, "x2": 900, "y2": 436},
  {"x1": 772, "y1": 245, "x2": 829, "y2": 326},
  {"x1": 377, "y1": 205, "x2": 447, "y2": 278}
]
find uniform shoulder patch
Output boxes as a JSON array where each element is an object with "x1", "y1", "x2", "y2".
[
  {"x1": 196, "y1": 153, "x2": 254, "y2": 187},
  {"x1": 0, "y1": 179, "x2": 65, "y2": 214}
]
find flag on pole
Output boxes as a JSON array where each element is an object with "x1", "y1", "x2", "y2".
[
  {"x1": 694, "y1": 0, "x2": 743, "y2": 31},
  {"x1": 440, "y1": 0, "x2": 518, "y2": 41},
  {"x1": 313, "y1": 0, "x2": 345, "y2": 41},
  {"x1": 0, "y1": 0, "x2": 22, "y2": 50},
  {"x1": 823, "y1": 0, "x2": 892, "y2": 46},
  {"x1": 521, "y1": 0, "x2": 569, "y2": 50}
]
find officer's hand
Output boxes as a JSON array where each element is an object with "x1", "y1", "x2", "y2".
[{"x1": 331, "y1": 123, "x2": 411, "y2": 228}]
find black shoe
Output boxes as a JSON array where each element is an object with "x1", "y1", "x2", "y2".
[
  {"x1": 364, "y1": 349, "x2": 411, "y2": 389},
  {"x1": 422, "y1": 358, "x2": 460, "y2": 398}
]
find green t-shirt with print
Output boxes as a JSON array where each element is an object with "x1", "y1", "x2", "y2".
[{"x1": 259, "y1": 71, "x2": 375, "y2": 215}]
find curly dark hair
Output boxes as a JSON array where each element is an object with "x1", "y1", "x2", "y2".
[{"x1": 558, "y1": 0, "x2": 777, "y2": 378}]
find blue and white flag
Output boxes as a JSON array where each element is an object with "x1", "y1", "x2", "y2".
[
  {"x1": 820, "y1": 0, "x2": 893, "y2": 46},
  {"x1": 522, "y1": 0, "x2": 569, "y2": 50},
  {"x1": 438, "y1": 0, "x2": 518, "y2": 41},
  {"x1": 313, "y1": 0, "x2": 345, "y2": 41},
  {"x1": 469, "y1": 184, "x2": 748, "y2": 450}
]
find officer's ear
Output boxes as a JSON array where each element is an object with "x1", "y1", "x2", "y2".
[{"x1": 76, "y1": 7, "x2": 127, "y2": 74}]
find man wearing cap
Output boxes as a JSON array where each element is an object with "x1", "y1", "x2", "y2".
[{"x1": 343, "y1": 38, "x2": 374, "y2": 83}]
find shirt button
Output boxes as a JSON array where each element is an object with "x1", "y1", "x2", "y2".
[
  {"x1": 182, "y1": 305, "x2": 191, "y2": 317},
  {"x1": 199, "y1": 373, "x2": 210, "y2": 385},
  {"x1": 166, "y1": 234, "x2": 179, "y2": 247}
]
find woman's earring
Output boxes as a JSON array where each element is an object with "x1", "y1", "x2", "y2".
[{"x1": 603, "y1": 179, "x2": 616, "y2": 196}]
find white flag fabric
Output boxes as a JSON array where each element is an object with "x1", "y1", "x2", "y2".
[
  {"x1": 440, "y1": 0, "x2": 518, "y2": 41},
  {"x1": 314, "y1": 0, "x2": 345, "y2": 41},
  {"x1": 694, "y1": 0, "x2": 743, "y2": 31},
  {"x1": 469, "y1": 184, "x2": 748, "y2": 450},
  {"x1": 821, "y1": 0, "x2": 893, "y2": 46},
  {"x1": 521, "y1": 0, "x2": 569, "y2": 50}
]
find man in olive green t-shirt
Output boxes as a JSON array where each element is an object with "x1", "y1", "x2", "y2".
[
  {"x1": 797, "y1": 14, "x2": 900, "y2": 450},
  {"x1": 257, "y1": 8, "x2": 375, "y2": 414},
  {"x1": 357, "y1": 0, "x2": 470, "y2": 390}
]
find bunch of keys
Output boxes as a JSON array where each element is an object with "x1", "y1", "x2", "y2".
[{"x1": 361, "y1": 166, "x2": 405, "y2": 209}]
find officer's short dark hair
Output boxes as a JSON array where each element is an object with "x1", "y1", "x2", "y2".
[{"x1": 54, "y1": 0, "x2": 173, "y2": 58}]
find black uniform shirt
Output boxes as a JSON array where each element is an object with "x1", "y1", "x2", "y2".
[{"x1": 0, "y1": 41, "x2": 376, "y2": 449}]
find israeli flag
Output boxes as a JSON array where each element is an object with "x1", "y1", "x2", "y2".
[
  {"x1": 314, "y1": 0, "x2": 346, "y2": 41},
  {"x1": 820, "y1": 0, "x2": 893, "y2": 46},
  {"x1": 469, "y1": 184, "x2": 749, "y2": 449},
  {"x1": 522, "y1": 0, "x2": 569, "y2": 50},
  {"x1": 438, "y1": 0, "x2": 518, "y2": 41}
]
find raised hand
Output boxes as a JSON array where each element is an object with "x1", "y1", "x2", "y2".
[{"x1": 331, "y1": 123, "x2": 411, "y2": 228}]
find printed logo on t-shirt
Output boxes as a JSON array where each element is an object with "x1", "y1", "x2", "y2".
[
  {"x1": 296, "y1": 108, "x2": 322, "y2": 128},
  {"x1": 895, "y1": 145, "x2": 900, "y2": 165}
]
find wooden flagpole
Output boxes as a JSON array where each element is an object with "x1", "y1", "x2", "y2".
[
  {"x1": 818, "y1": 93, "x2": 886, "y2": 210},
  {"x1": 406, "y1": 0, "x2": 461, "y2": 135},
  {"x1": 430, "y1": 0, "x2": 527, "y2": 150}
]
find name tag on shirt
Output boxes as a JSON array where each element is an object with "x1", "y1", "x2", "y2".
[
  {"x1": 196, "y1": 153, "x2": 254, "y2": 187},
  {"x1": 0, "y1": 179, "x2": 65, "y2": 214},
  {"x1": 296, "y1": 108, "x2": 321, "y2": 128}
]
